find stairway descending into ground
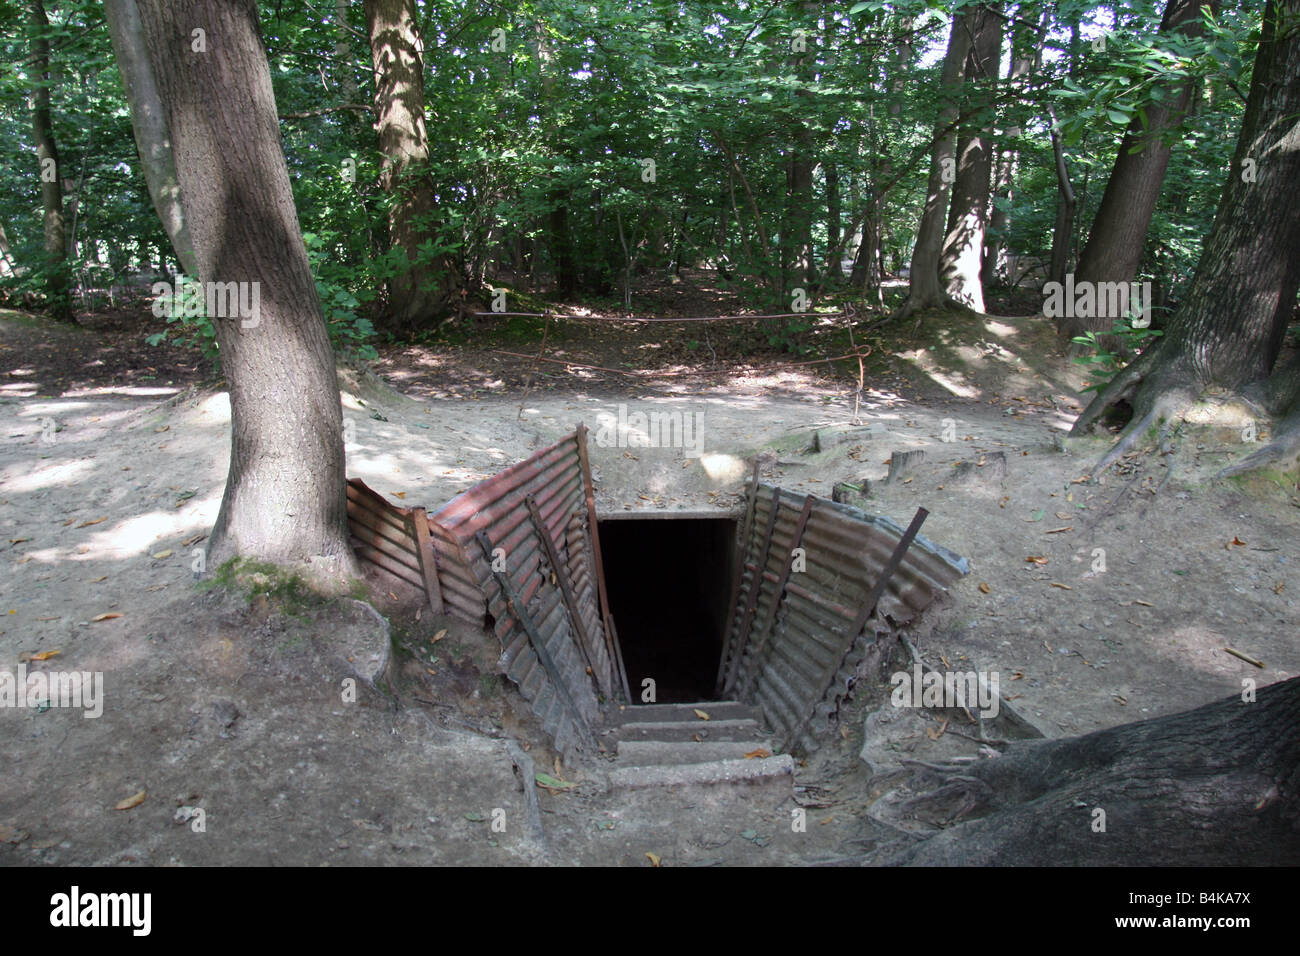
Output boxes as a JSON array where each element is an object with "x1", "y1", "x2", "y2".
[{"x1": 605, "y1": 701, "x2": 795, "y2": 790}]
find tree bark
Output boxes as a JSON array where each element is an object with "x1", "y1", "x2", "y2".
[
  {"x1": 940, "y1": 3, "x2": 1003, "y2": 312},
  {"x1": 365, "y1": 0, "x2": 457, "y2": 333},
  {"x1": 104, "y1": 0, "x2": 198, "y2": 277},
  {"x1": 1046, "y1": 20, "x2": 1080, "y2": 289},
  {"x1": 892, "y1": 9, "x2": 974, "y2": 322},
  {"x1": 127, "y1": 0, "x2": 360, "y2": 587},
  {"x1": 1063, "y1": 0, "x2": 1217, "y2": 338},
  {"x1": 874, "y1": 676, "x2": 1300, "y2": 866},
  {"x1": 825, "y1": 162, "x2": 842, "y2": 280},
  {"x1": 28, "y1": 0, "x2": 71, "y2": 321},
  {"x1": 1073, "y1": 0, "x2": 1300, "y2": 476}
]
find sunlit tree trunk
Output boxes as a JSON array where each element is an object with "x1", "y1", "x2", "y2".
[
  {"x1": 941, "y1": 2, "x2": 1003, "y2": 312},
  {"x1": 365, "y1": 0, "x2": 458, "y2": 332},
  {"x1": 123, "y1": 0, "x2": 361, "y2": 588},
  {"x1": 104, "y1": 0, "x2": 197, "y2": 276}
]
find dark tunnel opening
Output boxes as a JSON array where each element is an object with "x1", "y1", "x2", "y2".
[{"x1": 598, "y1": 516, "x2": 737, "y2": 704}]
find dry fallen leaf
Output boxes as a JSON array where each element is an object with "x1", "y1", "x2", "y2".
[
  {"x1": 392, "y1": 491, "x2": 406, "y2": 499},
  {"x1": 693, "y1": 709, "x2": 710, "y2": 721},
  {"x1": 926, "y1": 718, "x2": 950, "y2": 740},
  {"x1": 1050, "y1": 582, "x2": 1073, "y2": 590},
  {"x1": 27, "y1": 650, "x2": 61, "y2": 662},
  {"x1": 1026, "y1": 555, "x2": 1049, "y2": 565},
  {"x1": 431, "y1": 629, "x2": 447, "y2": 643},
  {"x1": 1228, "y1": 536, "x2": 1246, "y2": 548},
  {"x1": 77, "y1": 517, "x2": 107, "y2": 528},
  {"x1": 114, "y1": 790, "x2": 147, "y2": 811},
  {"x1": 645, "y1": 852, "x2": 661, "y2": 867},
  {"x1": 743, "y1": 748, "x2": 771, "y2": 759},
  {"x1": 88, "y1": 575, "x2": 107, "y2": 583},
  {"x1": 8, "y1": 538, "x2": 30, "y2": 545},
  {"x1": 181, "y1": 533, "x2": 206, "y2": 547},
  {"x1": 151, "y1": 549, "x2": 173, "y2": 560},
  {"x1": 91, "y1": 612, "x2": 122, "y2": 622},
  {"x1": 978, "y1": 582, "x2": 991, "y2": 594}
]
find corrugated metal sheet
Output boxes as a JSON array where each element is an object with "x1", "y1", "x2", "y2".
[
  {"x1": 346, "y1": 430, "x2": 615, "y2": 760},
  {"x1": 719, "y1": 483, "x2": 967, "y2": 752},
  {"x1": 426, "y1": 428, "x2": 613, "y2": 760}
]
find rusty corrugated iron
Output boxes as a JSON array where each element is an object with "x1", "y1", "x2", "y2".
[
  {"x1": 426, "y1": 430, "x2": 613, "y2": 759},
  {"x1": 720, "y1": 483, "x2": 967, "y2": 752}
]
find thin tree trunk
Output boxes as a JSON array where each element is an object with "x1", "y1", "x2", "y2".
[
  {"x1": 1047, "y1": 22, "x2": 1080, "y2": 289},
  {"x1": 334, "y1": 0, "x2": 358, "y2": 102},
  {"x1": 28, "y1": 0, "x2": 71, "y2": 321},
  {"x1": 104, "y1": 0, "x2": 198, "y2": 276},
  {"x1": 126, "y1": 0, "x2": 360, "y2": 587},
  {"x1": 1064, "y1": 0, "x2": 1218, "y2": 338},
  {"x1": 825, "y1": 162, "x2": 842, "y2": 280}
]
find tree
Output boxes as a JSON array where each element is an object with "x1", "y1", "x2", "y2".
[
  {"x1": 873, "y1": 676, "x2": 1300, "y2": 866},
  {"x1": 28, "y1": 0, "x2": 71, "y2": 320},
  {"x1": 364, "y1": 0, "x2": 460, "y2": 332},
  {"x1": 113, "y1": 0, "x2": 361, "y2": 587},
  {"x1": 1073, "y1": 0, "x2": 1300, "y2": 476},
  {"x1": 940, "y1": 2, "x2": 1003, "y2": 312},
  {"x1": 891, "y1": 7, "x2": 974, "y2": 324},
  {"x1": 104, "y1": 0, "x2": 197, "y2": 276},
  {"x1": 1063, "y1": 0, "x2": 1217, "y2": 339}
]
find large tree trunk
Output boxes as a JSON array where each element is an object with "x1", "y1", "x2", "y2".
[
  {"x1": 1063, "y1": 0, "x2": 1217, "y2": 339},
  {"x1": 1073, "y1": 0, "x2": 1300, "y2": 476},
  {"x1": 124, "y1": 0, "x2": 360, "y2": 587},
  {"x1": 940, "y1": 3, "x2": 1003, "y2": 312},
  {"x1": 891, "y1": 9, "x2": 974, "y2": 323},
  {"x1": 28, "y1": 0, "x2": 71, "y2": 321},
  {"x1": 104, "y1": 0, "x2": 198, "y2": 276},
  {"x1": 873, "y1": 676, "x2": 1300, "y2": 866},
  {"x1": 365, "y1": 0, "x2": 457, "y2": 333}
]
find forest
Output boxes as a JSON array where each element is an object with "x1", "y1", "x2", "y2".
[{"x1": 0, "y1": 0, "x2": 1297, "y2": 876}]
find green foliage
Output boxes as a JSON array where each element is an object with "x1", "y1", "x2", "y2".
[
  {"x1": 0, "y1": 0, "x2": 1264, "y2": 337},
  {"x1": 1071, "y1": 320, "x2": 1164, "y2": 393}
]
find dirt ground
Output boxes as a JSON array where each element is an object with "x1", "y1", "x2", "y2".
[{"x1": 1, "y1": 294, "x2": 1297, "y2": 866}]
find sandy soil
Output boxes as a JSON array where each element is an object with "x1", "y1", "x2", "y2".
[{"x1": 1, "y1": 307, "x2": 1296, "y2": 865}]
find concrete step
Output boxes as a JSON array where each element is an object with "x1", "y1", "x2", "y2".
[
  {"x1": 614, "y1": 718, "x2": 762, "y2": 743},
  {"x1": 615, "y1": 739, "x2": 776, "y2": 767},
  {"x1": 613, "y1": 701, "x2": 760, "y2": 725},
  {"x1": 608, "y1": 755, "x2": 795, "y2": 790}
]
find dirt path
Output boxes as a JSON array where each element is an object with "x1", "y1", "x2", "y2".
[{"x1": 2, "y1": 307, "x2": 1296, "y2": 865}]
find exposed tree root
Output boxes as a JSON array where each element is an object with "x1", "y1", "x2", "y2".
[
  {"x1": 1218, "y1": 411, "x2": 1300, "y2": 478},
  {"x1": 865, "y1": 678, "x2": 1300, "y2": 866}
]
